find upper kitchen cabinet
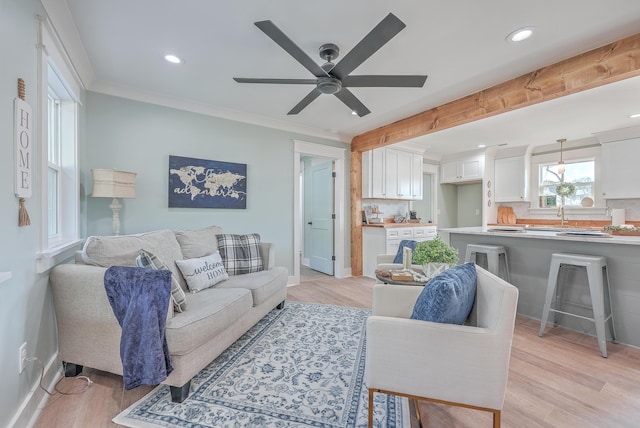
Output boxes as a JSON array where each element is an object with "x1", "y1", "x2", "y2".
[
  {"x1": 362, "y1": 147, "x2": 423, "y2": 200},
  {"x1": 598, "y1": 127, "x2": 640, "y2": 199},
  {"x1": 440, "y1": 153, "x2": 484, "y2": 184},
  {"x1": 494, "y1": 146, "x2": 532, "y2": 202}
]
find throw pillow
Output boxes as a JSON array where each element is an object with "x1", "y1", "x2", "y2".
[
  {"x1": 410, "y1": 262, "x2": 477, "y2": 325},
  {"x1": 216, "y1": 233, "x2": 263, "y2": 276},
  {"x1": 393, "y1": 240, "x2": 418, "y2": 263},
  {"x1": 136, "y1": 250, "x2": 188, "y2": 313},
  {"x1": 175, "y1": 251, "x2": 229, "y2": 293}
]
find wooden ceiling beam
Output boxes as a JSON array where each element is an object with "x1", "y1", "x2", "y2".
[{"x1": 351, "y1": 32, "x2": 640, "y2": 152}]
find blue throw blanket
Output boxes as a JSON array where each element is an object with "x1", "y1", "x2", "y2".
[
  {"x1": 104, "y1": 266, "x2": 173, "y2": 389},
  {"x1": 393, "y1": 240, "x2": 418, "y2": 263}
]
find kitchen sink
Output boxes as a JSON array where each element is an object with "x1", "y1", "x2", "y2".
[{"x1": 524, "y1": 225, "x2": 590, "y2": 232}]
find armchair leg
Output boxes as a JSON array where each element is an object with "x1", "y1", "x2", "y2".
[
  {"x1": 170, "y1": 380, "x2": 191, "y2": 403},
  {"x1": 63, "y1": 362, "x2": 83, "y2": 377},
  {"x1": 276, "y1": 300, "x2": 285, "y2": 310},
  {"x1": 493, "y1": 409, "x2": 501, "y2": 428},
  {"x1": 368, "y1": 388, "x2": 375, "y2": 427}
]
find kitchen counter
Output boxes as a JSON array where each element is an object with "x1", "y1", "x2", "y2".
[
  {"x1": 440, "y1": 226, "x2": 640, "y2": 348},
  {"x1": 363, "y1": 222, "x2": 436, "y2": 228}
]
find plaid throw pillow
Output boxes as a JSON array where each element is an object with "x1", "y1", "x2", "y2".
[
  {"x1": 136, "y1": 250, "x2": 187, "y2": 312},
  {"x1": 216, "y1": 233, "x2": 264, "y2": 276}
]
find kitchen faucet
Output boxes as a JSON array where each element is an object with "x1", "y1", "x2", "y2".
[{"x1": 557, "y1": 205, "x2": 568, "y2": 225}]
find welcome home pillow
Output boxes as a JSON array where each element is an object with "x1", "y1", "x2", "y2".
[
  {"x1": 410, "y1": 262, "x2": 477, "y2": 325},
  {"x1": 175, "y1": 251, "x2": 229, "y2": 293},
  {"x1": 216, "y1": 233, "x2": 263, "y2": 276},
  {"x1": 136, "y1": 250, "x2": 187, "y2": 313}
]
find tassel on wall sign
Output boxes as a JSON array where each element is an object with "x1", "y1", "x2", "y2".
[{"x1": 16, "y1": 78, "x2": 32, "y2": 227}]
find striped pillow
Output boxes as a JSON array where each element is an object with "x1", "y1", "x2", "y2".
[
  {"x1": 216, "y1": 233, "x2": 263, "y2": 276},
  {"x1": 136, "y1": 250, "x2": 187, "y2": 312}
]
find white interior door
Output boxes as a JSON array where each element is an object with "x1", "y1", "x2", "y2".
[{"x1": 307, "y1": 160, "x2": 334, "y2": 275}]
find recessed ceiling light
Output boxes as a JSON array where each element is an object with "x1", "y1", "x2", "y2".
[
  {"x1": 478, "y1": 144, "x2": 486, "y2": 148},
  {"x1": 351, "y1": 110, "x2": 358, "y2": 116},
  {"x1": 630, "y1": 113, "x2": 640, "y2": 118},
  {"x1": 506, "y1": 27, "x2": 534, "y2": 43},
  {"x1": 164, "y1": 54, "x2": 182, "y2": 64}
]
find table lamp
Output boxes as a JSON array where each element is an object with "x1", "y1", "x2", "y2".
[{"x1": 91, "y1": 169, "x2": 136, "y2": 235}]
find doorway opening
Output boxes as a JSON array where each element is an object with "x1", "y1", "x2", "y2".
[{"x1": 293, "y1": 141, "x2": 347, "y2": 285}]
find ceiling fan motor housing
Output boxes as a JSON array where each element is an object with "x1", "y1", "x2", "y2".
[
  {"x1": 317, "y1": 77, "x2": 342, "y2": 94},
  {"x1": 319, "y1": 43, "x2": 339, "y2": 62}
]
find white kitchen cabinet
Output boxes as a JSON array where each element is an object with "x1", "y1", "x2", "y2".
[
  {"x1": 362, "y1": 225, "x2": 437, "y2": 278},
  {"x1": 494, "y1": 155, "x2": 530, "y2": 202},
  {"x1": 362, "y1": 148, "x2": 423, "y2": 199},
  {"x1": 440, "y1": 154, "x2": 484, "y2": 183},
  {"x1": 601, "y1": 138, "x2": 640, "y2": 199}
]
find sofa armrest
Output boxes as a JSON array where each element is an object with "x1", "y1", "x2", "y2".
[
  {"x1": 259, "y1": 242, "x2": 275, "y2": 270},
  {"x1": 372, "y1": 284, "x2": 423, "y2": 318}
]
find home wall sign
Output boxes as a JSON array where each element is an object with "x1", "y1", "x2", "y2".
[
  {"x1": 168, "y1": 155, "x2": 247, "y2": 209},
  {"x1": 15, "y1": 78, "x2": 31, "y2": 226}
]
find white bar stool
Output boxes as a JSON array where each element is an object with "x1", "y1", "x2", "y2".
[
  {"x1": 464, "y1": 244, "x2": 511, "y2": 282},
  {"x1": 538, "y1": 253, "x2": 616, "y2": 358}
]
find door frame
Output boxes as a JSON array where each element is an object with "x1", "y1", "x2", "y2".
[{"x1": 293, "y1": 140, "x2": 347, "y2": 284}]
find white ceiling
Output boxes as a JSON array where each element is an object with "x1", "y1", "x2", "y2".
[{"x1": 48, "y1": 0, "x2": 640, "y2": 155}]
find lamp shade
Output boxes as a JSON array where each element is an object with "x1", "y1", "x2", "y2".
[{"x1": 91, "y1": 169, "x2": 137, "y2": 199}]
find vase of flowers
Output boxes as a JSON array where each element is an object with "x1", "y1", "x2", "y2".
[{"x1": 412, "y1": 237, "x2": 459, "y2": 278}]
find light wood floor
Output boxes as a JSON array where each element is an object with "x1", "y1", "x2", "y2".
[{"x1": 34, "y1": 273, "x2": 640, "y2": 427}]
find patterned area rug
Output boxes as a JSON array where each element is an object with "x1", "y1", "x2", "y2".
[{"x1": 114, "y1": 302, "x2": 409, "y2": 428}]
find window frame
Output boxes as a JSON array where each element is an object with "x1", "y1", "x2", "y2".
[
  {"x1": 538, "y1": 158, "x2": 596, "y2": 207},
  {"x1": 36, "y1": 18, "x2": 83, "y2": 273},
  {"x1": 529, "y1": 143, "x2": 606, "y2": 215}
]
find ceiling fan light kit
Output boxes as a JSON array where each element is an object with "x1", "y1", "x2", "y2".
[{"x1": 233, "y1": 13, "x2": 428, "y2": 117}]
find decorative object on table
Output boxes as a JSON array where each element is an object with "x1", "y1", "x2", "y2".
[
  {"x1": 14, "y1": 78, "x2": 31, "y2": 226},
  {"x1": 580, "y1": 197, "x2": 594, "y2": 207},
  {"x1": 91, "y1": 168, "x2": 137, "y2": 235},
  {"x1": 113, "y1": 302, "x2": 410, "y2": 428},
  {"x1": 603, "y1": 225, "x2": 640, "y2": 235},
  {"x1": 412, "y1": 236, "x2": 459, "y2": 279},
  {"x1": 168, "y1": 155, "x2": 247, "y2": 209},
  {"x1": 402, "y1": 246, "x2": 412, "y2": 270},
  {"x1": 392, "y1": 239, "x2": 418, "y2": 263}
]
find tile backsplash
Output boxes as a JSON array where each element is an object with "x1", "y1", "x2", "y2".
[{"x1": 501, "y1": 199, "x2": 640, "y2": 222}]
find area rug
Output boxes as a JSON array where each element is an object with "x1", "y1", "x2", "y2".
[{"x1": 113, "y1": 301, "x2": 409, "y2": 428}]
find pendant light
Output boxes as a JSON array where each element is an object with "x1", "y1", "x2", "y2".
[{"x1": 557, "y1": 138, "x2": 566, "y2": 174}]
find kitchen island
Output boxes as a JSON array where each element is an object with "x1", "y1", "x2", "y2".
[{"x1": 439, "y1": 226, "x2": 640, "y2": 348}]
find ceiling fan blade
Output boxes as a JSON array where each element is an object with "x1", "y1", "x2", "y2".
[
  {"x1": 334, "y1": 88, "x2": 371, "y2": 117},
  {"x1": 234, "y1": 78, "x2": 317, "y2": 85},
  {"x1": 288, "y1": 88, "x2": 322, "y2": 115},
  {"x1": 330, "y1": 13, "x2": 405, "y2": 79},
  {"x1": 342, "y1": 75, "x2": 428, "y2": 87},
  {"x1": 254, "y1": 20, "x2": 328, "y2": 78}
]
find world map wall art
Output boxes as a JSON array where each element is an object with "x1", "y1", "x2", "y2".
[{"x1": 168, "y1": 155, "x2": 247, "y2": 209}]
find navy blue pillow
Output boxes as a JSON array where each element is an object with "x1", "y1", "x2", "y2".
[
  {"x1": 393, "y1": 240, "x2": 418, "y2": 263},
  {"x1": 410, "y1": 262, "x2": 477, "y2": 325}
]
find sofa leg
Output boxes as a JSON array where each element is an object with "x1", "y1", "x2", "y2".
[
  {"x1": 276, "y1": 300, "x2": 285, "y2": 310},
  {"x1": 170, "y1": 381, "x2": 191, "y2": 403},
  {"x1": 63, "y1": 362, "x2": 83, "y2": 377}
]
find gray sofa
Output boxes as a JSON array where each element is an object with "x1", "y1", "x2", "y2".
[{"x1": 50, "y1": 226, "x2": 288, "y2": 402}]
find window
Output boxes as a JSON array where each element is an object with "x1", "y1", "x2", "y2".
[
  {"x1": 539, "y1": 160, "x2": 595, "y2": 206},
  {"x1": 37, "y1": 19, "x2": 82, "y2": 272}
]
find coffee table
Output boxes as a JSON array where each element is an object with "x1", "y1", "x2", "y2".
[{"x1": 375, "y1": 269, "x2": 429, "y2": 286}]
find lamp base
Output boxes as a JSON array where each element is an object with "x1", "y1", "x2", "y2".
[{"x1": 109, "y1": 198, "x2": 122, "y2": 236}]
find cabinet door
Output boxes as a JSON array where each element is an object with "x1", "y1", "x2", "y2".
[
  {"x1": 384, "y1": 149, "x2": 400, "y2": 198},
  {"x1": 601, "y1": 139, "x2": 640, "y2": 199},
  {"x1": 411, "y1": 154, "x2": 423, "y2": 199},
  {"x1": 460, "y1": 157, "x2": 482, "y2": 181},
  {"x1": 441, "y1": 160, "x2": 460, "y2": 183},
  {"x1": 495, "y1": 156, "x2": 529, "y2": 202}
]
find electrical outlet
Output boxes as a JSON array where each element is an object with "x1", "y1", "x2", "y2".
[{"x1": 18, "y1": 342, "x2": 27, "y2": 374}]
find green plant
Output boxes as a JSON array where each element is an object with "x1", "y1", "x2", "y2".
[
  {"x1": 555, "y1": 182, "x2": 576, "y2": 197},
  {"x1": 412, "y1": 237, "x2": 459, "y2": 265}
]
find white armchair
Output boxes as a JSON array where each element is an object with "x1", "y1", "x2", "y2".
[{"x1": 364, "y1": 266, "x2": 519, "y2": 428}]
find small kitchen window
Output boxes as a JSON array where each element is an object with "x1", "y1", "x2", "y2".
[{"x1": 538, "y1": 160, "x2": 595, "y2": 207}]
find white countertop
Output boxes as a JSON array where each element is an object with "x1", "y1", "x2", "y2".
[{"x1": 440, "y1": 226, "x2": 640, "y2": 246}]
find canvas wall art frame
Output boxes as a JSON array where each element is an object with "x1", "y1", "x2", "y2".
[{"x1": 168, "y1": 155, "x2": 247, "y2": 209}]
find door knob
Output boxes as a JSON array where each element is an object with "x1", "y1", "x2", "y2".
[{"x1": 308, "y1": 222, "x2": 312, "y2": 225}]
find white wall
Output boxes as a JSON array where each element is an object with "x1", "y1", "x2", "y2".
[
  {"x1": 84, "y1": 92, "x2": 347, "y2": 274},
  {"x1": 0, "y1": 1, "x2": 68, "y2": 427}
]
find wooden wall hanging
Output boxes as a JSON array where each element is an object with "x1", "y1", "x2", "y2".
[{"x1": 15, "y1": 77, "x2": 31, "y2": 226}]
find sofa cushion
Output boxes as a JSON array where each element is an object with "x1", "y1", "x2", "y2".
[
  {"x1": 81, "y1": 230, "x2": 187, "y2": 291},
  {"x1": 136, "y1": 250, "x2": 187, "y2": 313},
  {"x1": 176, "y1": 251, "x2": 229, "y2": 293},
  {"x1": 165, "y1": 287, "x2": 252, "y2": 355},
  {"x1": 216, "y1": 233, "x2": 263, "y2": 276},
  {"x1": 174, "y1": 225, "x2": 224, "y2": 259},
  {"x1": 215, "y1": 266, "x2": 288, "y2": 306},
  {"x1": 410, "y1": 262, "x2": 477, "y2": 325}
]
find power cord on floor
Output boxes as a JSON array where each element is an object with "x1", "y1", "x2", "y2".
[{"x1": 25, "y1": 357, "x2": 93, "y2": 396}]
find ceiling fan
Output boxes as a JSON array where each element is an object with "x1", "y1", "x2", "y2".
[{"x1": 233, "y1": 13, "x2": 428, "y2": 117}]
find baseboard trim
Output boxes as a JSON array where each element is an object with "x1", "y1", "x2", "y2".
[{"x1": 8, "y1": 353, "x2": 62, "y2": 428}]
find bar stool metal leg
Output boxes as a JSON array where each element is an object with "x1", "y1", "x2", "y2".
[
  {"x1": 586, "y1": 262, "x2": 608, "y2": 357},
  {"x1": 539, "y1": 257, "x2": 561, "y2": 337}
]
